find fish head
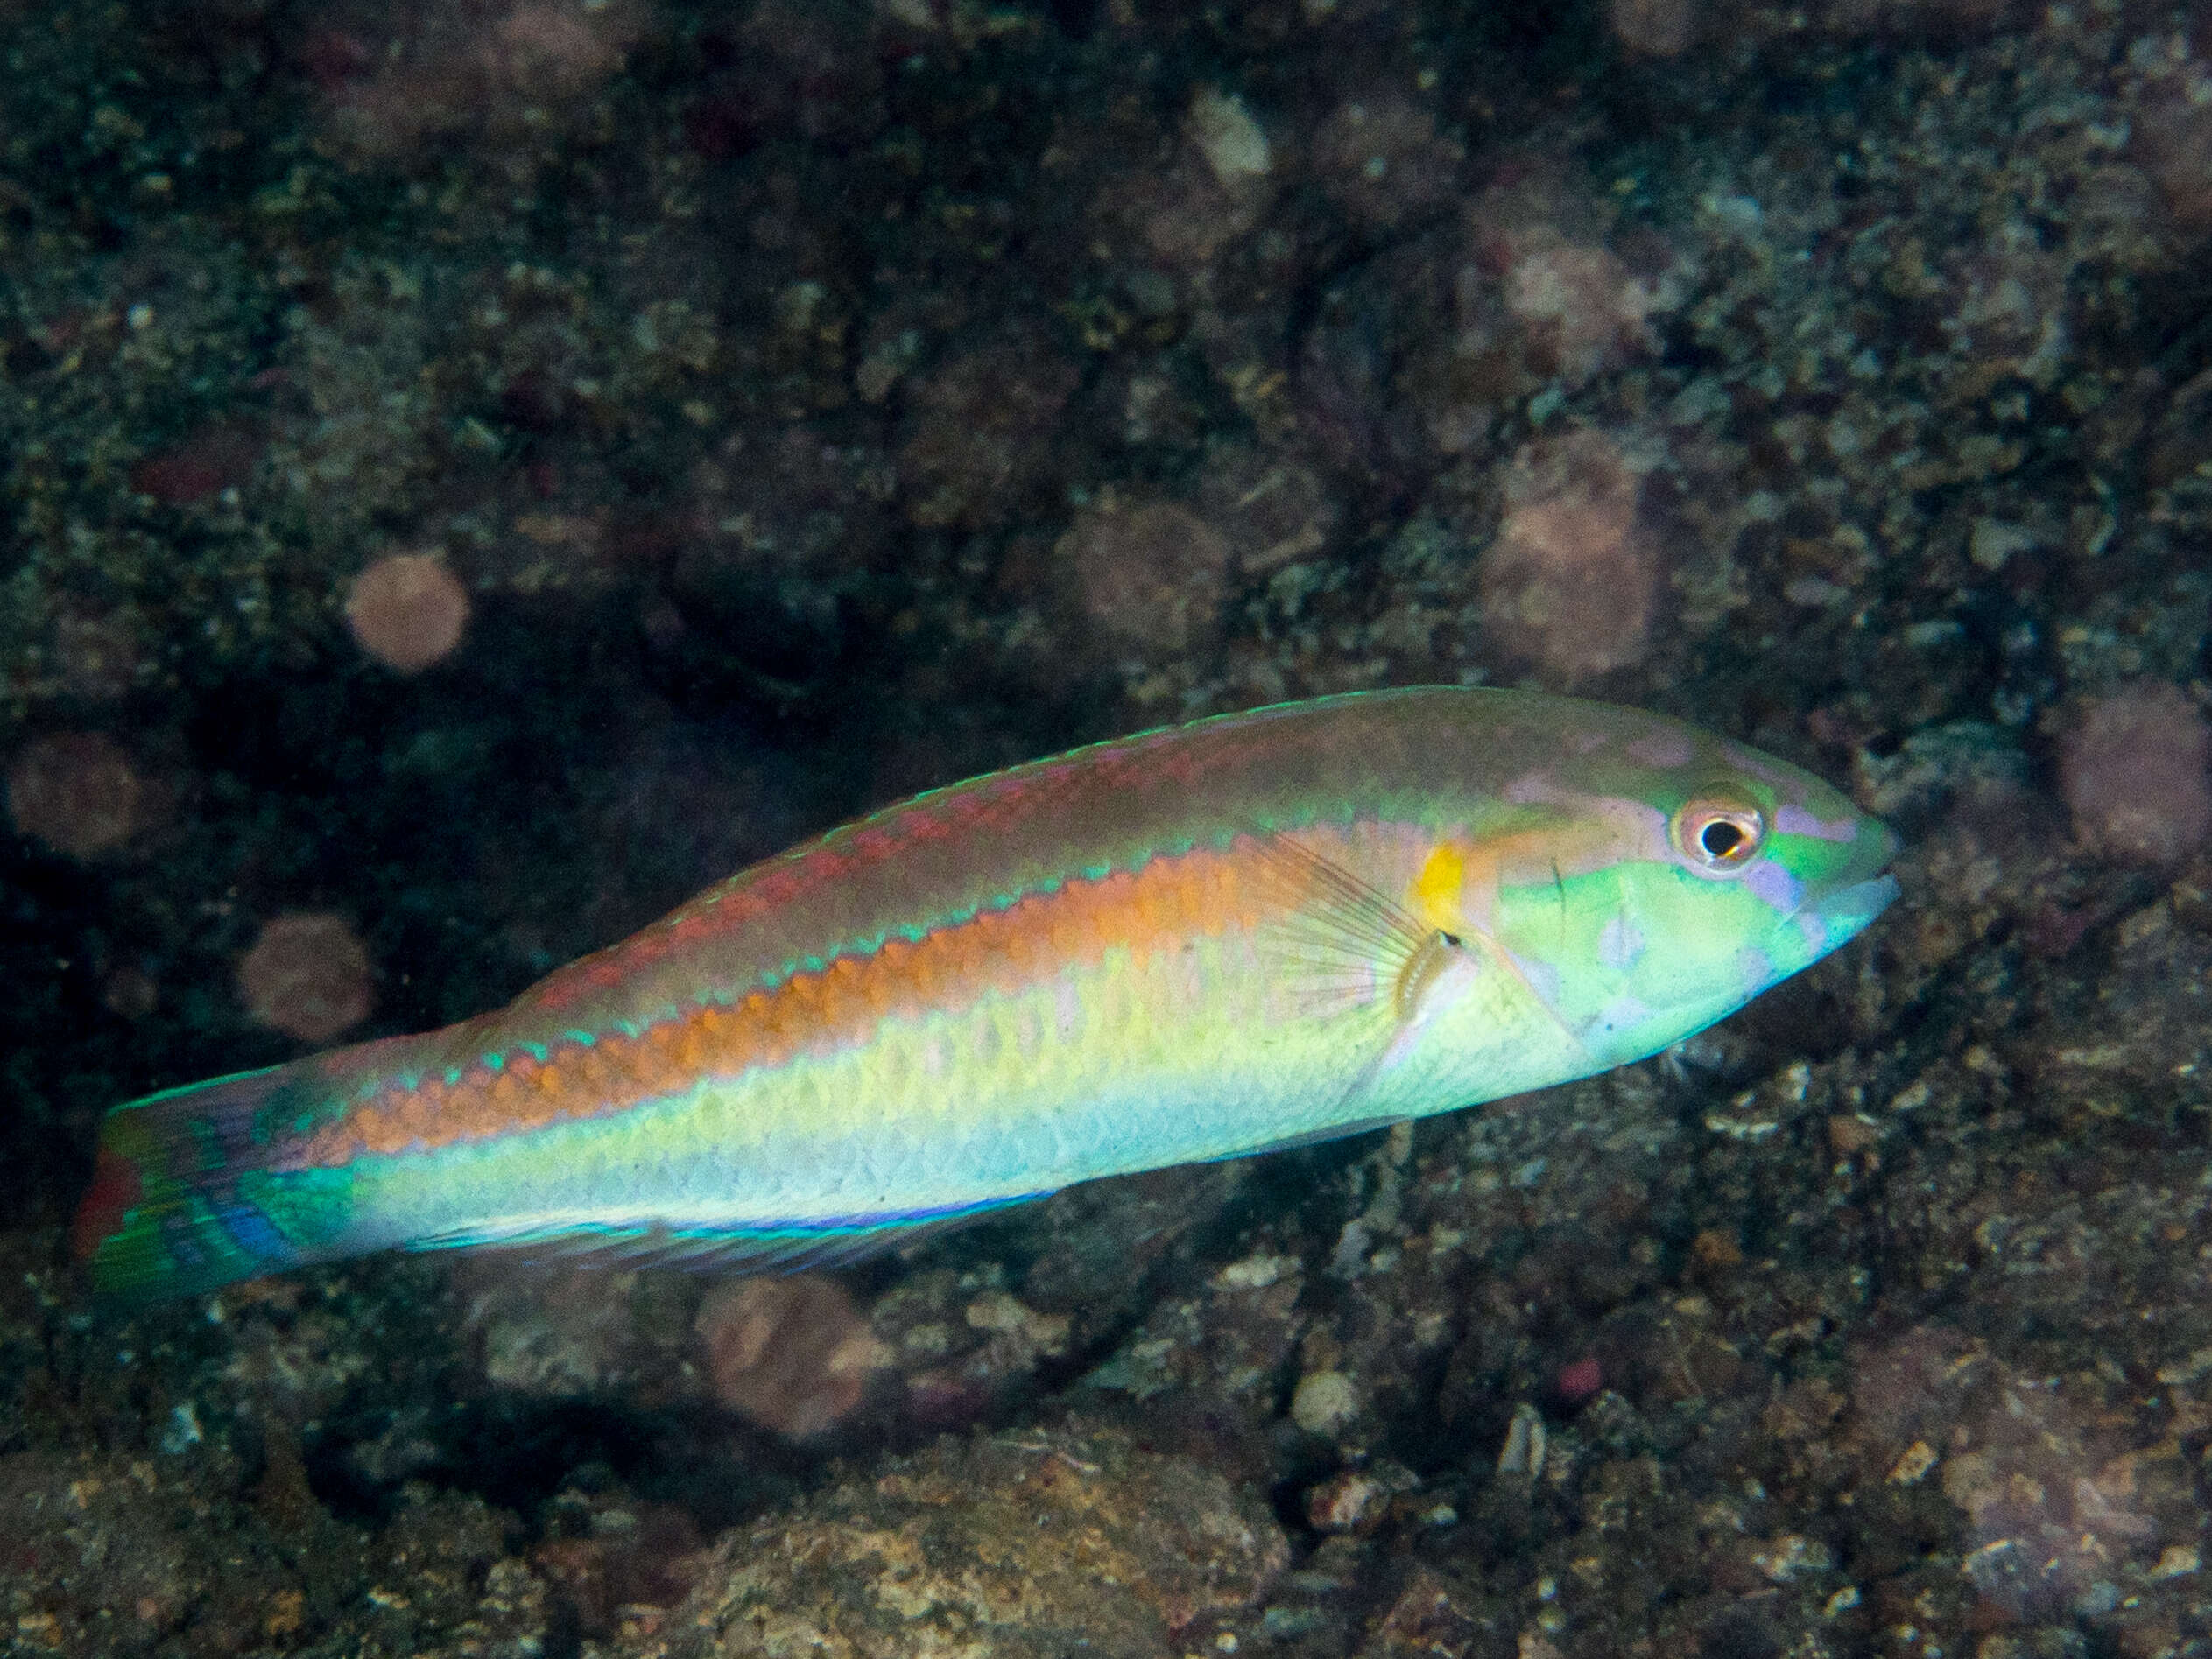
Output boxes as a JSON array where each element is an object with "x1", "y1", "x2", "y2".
[{"x1": 1458, "y1": 717, "x2": 1899, "y2": 1073}]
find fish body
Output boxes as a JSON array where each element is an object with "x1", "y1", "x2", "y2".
[{"x1": 75, "y1": 687, "x2": 1897, "y2": 1301}]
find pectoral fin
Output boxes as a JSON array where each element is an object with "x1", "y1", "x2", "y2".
[{"x1": 1239, "y1": 831, "x2": 1456, "y2": 1023}]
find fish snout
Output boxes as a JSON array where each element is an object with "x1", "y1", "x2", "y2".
[
  {"x1": 1802, "y1": 814, "x2": 1899, "y2": 949},
  {"x1": 1816, "y1": 872, "x2": 1899, "y2": 934},
  {"x1": 1791, "y1": 815, "x2": 1899, "y2": 953}
]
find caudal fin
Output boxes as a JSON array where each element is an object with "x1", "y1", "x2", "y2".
[{"x1": 73, "y1": 1061, "x2": 363, "y2": 1303}]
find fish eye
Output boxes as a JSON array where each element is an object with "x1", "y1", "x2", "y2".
[{"x1": 1673, "y1": 792, "x2": 1766, "y2": 873}]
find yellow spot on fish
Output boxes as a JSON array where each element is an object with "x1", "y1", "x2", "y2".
[{"x1": 1409, "y1": 841, "x2": 1469, "y2": 936}]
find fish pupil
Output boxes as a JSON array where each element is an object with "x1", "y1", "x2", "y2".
[{"x1": 1699, "y1": 821, "x2": 1746, "y2": 860}]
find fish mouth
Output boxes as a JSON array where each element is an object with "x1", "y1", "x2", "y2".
[
  {"x1": 1807, "y1": 872, "x2": 1899, "y2": 946},
  {"x1": 1810, "y1": 813, "x2": 1899, "y2": 938}
]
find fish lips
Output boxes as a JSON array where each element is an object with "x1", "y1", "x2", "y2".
[{"x1": 1807, "y1": 871, "x2": 1899, "y2": 947}]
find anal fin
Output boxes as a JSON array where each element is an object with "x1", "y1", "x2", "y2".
[{"x1": 415, "y1": 1192, "x2": 1053, "y2": 1276}]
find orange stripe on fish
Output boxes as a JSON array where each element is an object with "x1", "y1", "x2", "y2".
[{"x1": 283, "y1": 839, "x2": 1298, "y2": 1169}]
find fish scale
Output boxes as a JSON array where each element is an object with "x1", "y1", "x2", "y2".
[{"x1": 74, "y1": 686, "x2": 1898, "y2": 1301}]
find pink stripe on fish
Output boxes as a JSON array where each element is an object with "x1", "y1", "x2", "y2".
[
  {"x1": 1625, "y1": 731, "x2": 1693, "y2": 767},
  {"x1": 1775, "y1": 805, "x2": 1859, "y2": 842}
]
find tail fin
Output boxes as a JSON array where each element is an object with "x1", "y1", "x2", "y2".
[{"x1": 73, "y1": 1062, "x2": 363, "y2": 1303}]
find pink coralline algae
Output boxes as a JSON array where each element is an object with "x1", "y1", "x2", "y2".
[
  {"x1": 344, "y1": 553, "x2": 471, "y2": 673},
  {"x1": 2134, "y1": 89, "x2": 2212, "y2": 235},
  {"x1": 2058, "y1": 683, "x2": 2212, "y2": 868},
  {"x1": 1060, "y1": 495, "x2": 1235, "y2": 659},
  {"x1": 6, "y1": 732, "x2": 146, "y2": 859},
  {"x1": 1935, "y1": 243, "x2": 2069, "y2": 394},
  {"x1": 683, "y1": 424, "x2": 895, "y2": 590},
  {"x1": 1303, "y1": 1469, "x2": 1389, "y2": 1535},
  {"x1": 685, "y1": 2, "x2": 887, "y2": 158},
  {"x1": 1556, "y1": 1354, "x2": 1606, "y2": 1404},
  {"x1": 1405, "y1": 172, "x2": 1679, "y2": 459},
  {"x1": 50, "y1": 607, "x2": 140, "y2": 701},
  {"x1": 898, "y1": 323, "x2": 1079, "y2": 530},
  {"x1": 1085, "y1": 88, "x2": 1279, "y2": 271},
  {"x1": 1479, "y1": 431, "x2": 1659, "y2": 684},
  {"x1": 237, "y1": 913, "x2": 377, "y2": 1044},
  {"x1": 1610, "y1": 0, "x2": 1695, "y2": 56},
  {"x1": 1501, "y1": 232, "x2": 1663, "y2": 388},
  {"x1": 1843, "y1": 1329, "x2": 2189, "y2": 1620},
  {"x1": 692, "y1": 1276, "x2": 890, "y2": 1440},
  {"x1": 310, "y1": 0, "x2": 642, "y2": 159},
  {"x1": 1309, "y1": 95, "x2": 1464, "y2": 231},
  {"x1": 1471, "y1": 168, "x2": 1675, "y2": 389},
  {"x1": 1193, "y1": 447, "x2": 1340, "y2": 574},
  {"x1": 532, "y1": 1499, "x2": 702, "y2": 1642},
  {"x1": 130, "y1": 421, "x2": 265, "y2": 504}
]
